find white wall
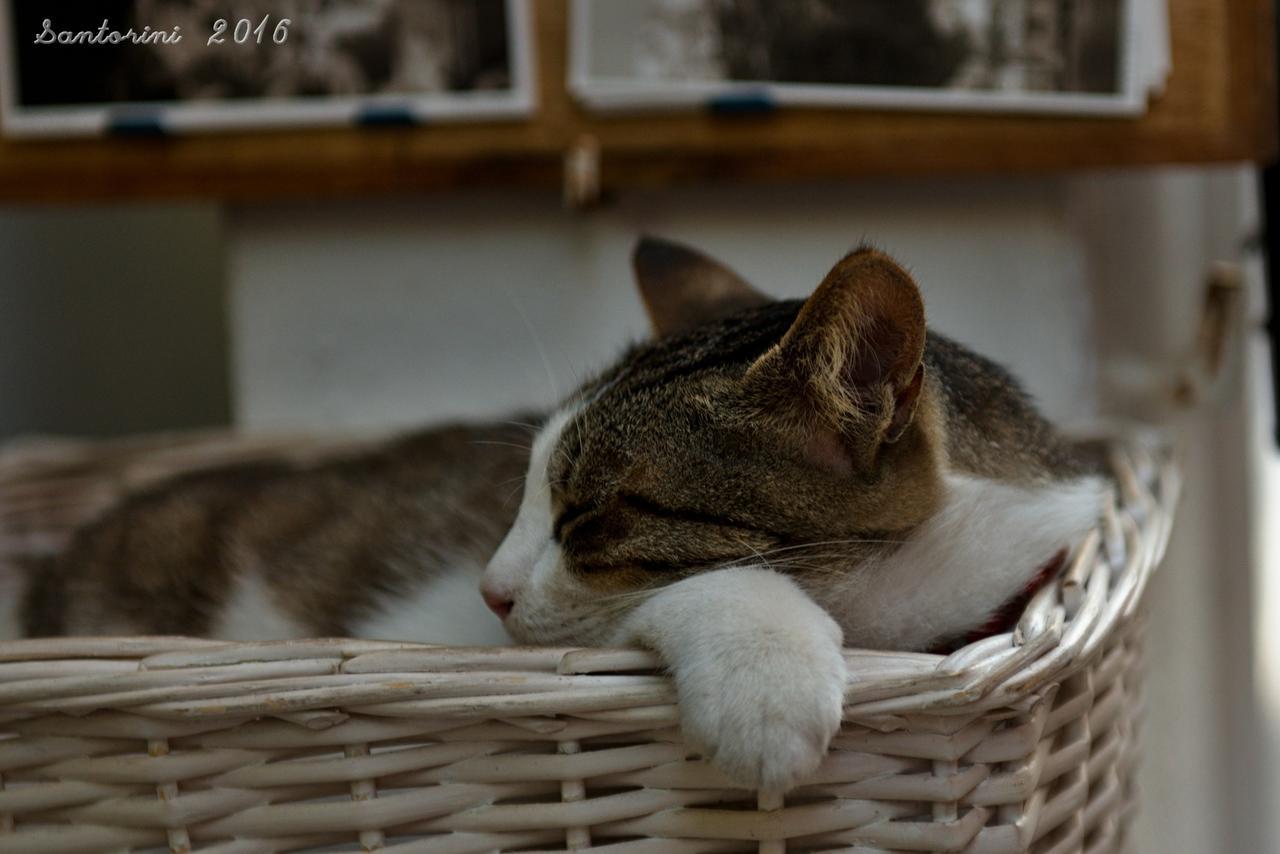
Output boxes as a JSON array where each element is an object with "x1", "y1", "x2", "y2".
[
  {"x1": 229, "y1": 166, "x2": 1267, "y2": 854},
  {"x1": 229, "y1": 178, "x2": 1096, "y2": 431},
  {"x1": 0, "y1": 204, "x2": 230, "y2": 438}
]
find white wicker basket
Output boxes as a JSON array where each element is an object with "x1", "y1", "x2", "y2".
[{"x1": 0, "y1": 435, "x2": 1178, "y2": 854}]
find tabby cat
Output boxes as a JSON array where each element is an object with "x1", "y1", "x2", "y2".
[{"x1": 2, "y1": 238, "x2": 1103, "y2": 792}]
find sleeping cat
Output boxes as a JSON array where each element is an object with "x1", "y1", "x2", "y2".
[{"x1": 2, "y1": 238, "x2": 1103, "y2": 793}]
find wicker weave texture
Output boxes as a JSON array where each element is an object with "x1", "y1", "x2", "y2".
[{"x1": 0, "y1": 441, "x2": 1177, "y2": 853}]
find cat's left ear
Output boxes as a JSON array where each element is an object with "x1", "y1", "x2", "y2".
[
  {"x1": 745, "y1": 247, "x2": 927, "y2": 473},
  {"x1": 633, "y1": 236, "x2": 771, "y2": 337}
]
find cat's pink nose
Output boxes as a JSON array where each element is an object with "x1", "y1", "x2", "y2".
[{"x1": 481, "y1": 587, "x2": 514, "y2": 620}]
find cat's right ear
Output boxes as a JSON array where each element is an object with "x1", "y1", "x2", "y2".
[
  {"x1": 632, "y1": 236, "x2": 770, "y2": 338},
  {"x1": 744, "y1": 247, "x2": 927, "y2": 475}
]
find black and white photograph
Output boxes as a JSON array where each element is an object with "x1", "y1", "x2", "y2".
[
  {"x1": 0, "y1": 0, "x2": 534, "y2": 136},
  {"x1": 572, "y1": 0, "x2": 1164, "y2": 115}
]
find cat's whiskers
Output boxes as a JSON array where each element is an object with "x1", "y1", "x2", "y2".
[
  {"x1": 729, "y1": 537, "x2": 911, "y2": 562},
  {"x1": 676, "y1": 537, "x2": 910, "y2": 579},
  {"x1": 496, "y1": 419, "x2": 543, "y2": 434},
  {"x1": 585, "y1": 585, "x2": 665, "y2": 607},
  {"x1": 553, "y1": 415, "x2": 587, "y2": 474},
  {"x1": 469, "y1": 439, "x2": 534, "y2": 452},
  {"x1": 509, "y1": 294, "x2": 560, "y2": 402},
  {"x1": 740, "y1": 539, "x2": 778, "y2": 573},
  {"x1": 533, "y1": 476, "x2": 566, "y2": 505},
  {"x1": 494, "y1": 472, "x2": 529, "y2": 505}
]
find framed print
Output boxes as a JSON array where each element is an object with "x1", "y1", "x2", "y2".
[
  {"x1": 570, "y1": 0, "x2": 1167, "y2": 117},
  {"x1": 0, "y1": 0, "x2": 535, "y2": 137}
]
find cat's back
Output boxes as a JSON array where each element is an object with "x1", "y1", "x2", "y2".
[
  {"x1": 923, "y1": 332, "x2": 1092, "y2": 483},
  {"x1": 26, "y1": 419, "x2": 534, "y2": 639}
]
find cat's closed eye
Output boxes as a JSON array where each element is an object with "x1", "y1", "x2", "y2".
[
  {"x1": 552, "y1": 503, "x2": 594, "y2": 542},
  {"x1": 576, "y1": 558, "x2": 694, "y2": 576}
]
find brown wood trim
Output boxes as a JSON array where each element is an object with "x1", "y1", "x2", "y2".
[{"x1": 0, "y1": 0, "x2": 1273, "y2": 203}]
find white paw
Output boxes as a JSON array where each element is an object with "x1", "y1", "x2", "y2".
[{"x1": 675, "y1": 613, "x2": 847, "y2": 793}]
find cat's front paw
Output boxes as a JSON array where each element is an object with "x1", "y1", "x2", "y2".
[{"x1": 676, "y1": 614, "x2": 847, "y2": 793}]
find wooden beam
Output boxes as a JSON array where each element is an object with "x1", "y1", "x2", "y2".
[{"x1": 0, "y1": 0, "x2": 1273, "y2": 204}]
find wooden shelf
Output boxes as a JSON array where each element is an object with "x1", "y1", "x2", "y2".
[{"x1": 0, "y1": 0, "x2": 1274, "y2": 203}]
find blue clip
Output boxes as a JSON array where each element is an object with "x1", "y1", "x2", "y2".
[
  {"x1": 708, "y1": 90, "x2": 775, "y2": 116},
  {"x1": 357, "y1": 106, "x2": 419, "y2": 128},
  {"x1": 107, "y1": 113, "x2": 166, "y2": 137}
]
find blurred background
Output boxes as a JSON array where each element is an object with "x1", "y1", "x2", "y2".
[{"x1": 0, "y1": 2, "x2": 1276, "y2": 851}]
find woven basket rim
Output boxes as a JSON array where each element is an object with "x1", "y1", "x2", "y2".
[{"x1": 0, "y1": 437, "x2": 1178, "y2": 728}]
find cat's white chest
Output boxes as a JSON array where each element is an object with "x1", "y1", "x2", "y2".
[
  {"x1": 352, "y1": 564, "x2": 513, "y2": 645},
  {"x1": 819, "y1": 473, "x2": 1105, "y2": 651}
]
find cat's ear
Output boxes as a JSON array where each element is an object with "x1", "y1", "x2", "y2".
[
  {"x1": 632, "y1": 236, "x2": 771, "y2": 337},
  {"x1": 745, "y1": 247, "x2": 927, "y2": 473}
]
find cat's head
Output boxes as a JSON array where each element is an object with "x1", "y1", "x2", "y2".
[{"x1": 481, "y1": 237, "x2": 945, "y2": 645}]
